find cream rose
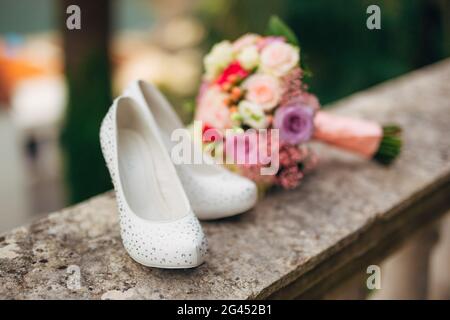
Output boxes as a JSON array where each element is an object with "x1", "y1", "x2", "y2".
[
  {"x1": 238, "y1": 100, "x2": 268, "y2": 129},
  {"x1": 237, "y1": 45, "x2": 259, "y2": 70},
  {"x1": 204, "y1": 41, "x2": 234, "y2": 80},
  {"x1": 260, "y1": 42, "x2": 299, "y2": 76},
  {"x1": 243, "y1": 74, "x2": 281, "y2": 111}
]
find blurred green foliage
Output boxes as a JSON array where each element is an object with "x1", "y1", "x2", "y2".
[
  {"x1": 61, "y1": 52, "x2": 113, "y2": 204},
  {"x1": 61, "y1": 0, "x2": 113, "y2": 204}
]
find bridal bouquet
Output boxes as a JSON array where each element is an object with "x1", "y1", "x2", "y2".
[{"x1": 194, "y1": 17, "x2": 402, "y2": 191}]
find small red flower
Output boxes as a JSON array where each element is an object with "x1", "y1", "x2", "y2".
[
  {"x1": 202, "y1": 123, "x2": 222, "y2": 143},
  {"x1": 216, "y1": 61, "x2": 250, "y2": 86}
]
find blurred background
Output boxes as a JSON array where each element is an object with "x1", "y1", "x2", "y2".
[{"x1": 0, "y1": 0, "x2": 449, "y2": 230}]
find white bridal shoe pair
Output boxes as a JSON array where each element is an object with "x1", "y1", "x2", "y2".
[{"x1": 100, "y1": 80, "x2": 257, "y2": 268}]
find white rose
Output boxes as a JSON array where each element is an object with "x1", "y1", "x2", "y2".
[
  {"x1": 238, "y1": 100, "x2": 268, "y2": 129},
  {"x1": 243, "y1": 73, "x2": 281, "y2": 111},
  {"x1": 260, "y1": 42, "x2": 299, "y2": 77},
  {"x1": 204, "y1": 41, "x2": 234, "y2": 80},
  {"x1": 237, "y1": 45, "x2": 260, "y2": 70}
]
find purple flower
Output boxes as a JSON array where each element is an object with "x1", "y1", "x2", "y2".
[{"x1": 273, "y1": 104, "x2": 314, "y2": 144}]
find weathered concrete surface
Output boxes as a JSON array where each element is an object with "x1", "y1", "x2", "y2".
[{"x1": 1, "y1": 60, "x2": 450, "y2": 300}]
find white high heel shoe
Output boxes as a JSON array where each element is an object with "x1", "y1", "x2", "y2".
[
  {"x1": 124, "y1": 80, "x2": 258, "y2": 220},
  {"x1": 100, "y1": 96, "x2": 207, "y2": 268}
]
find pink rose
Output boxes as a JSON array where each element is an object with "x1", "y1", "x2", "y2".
[
  {"x1": 225, "y1": 131, "x2": 260, "y2": 165},
  {"x1": 243, "y1": 74, "x2": 281, "y2": 111},
  {"x1": 256, "y1": 36, "x2": 284, "y2": 51},
  {"x1": 196, "y1": 81, "x2": 209, "y2": 105},
  {"x1": 195, "y1": 85, "x2": 232, "y2": 129},
  {"x1": 232, "y1": 33, "x2": 261, "y2": 52},
  {"x1": 224, "y1": 130, "x2": 276, "y2": 166},
  {"x1": 260, "y1": 41, "x2": 299, "y2": 77}
]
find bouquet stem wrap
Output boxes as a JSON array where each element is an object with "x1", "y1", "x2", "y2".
[{"x1": 313, "y1": 111, "x2": 402, "y2": 164}]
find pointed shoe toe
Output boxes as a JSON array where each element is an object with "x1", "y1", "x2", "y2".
[{"x1": 120, "y1": 212, "x2": 207, "y2": 268}]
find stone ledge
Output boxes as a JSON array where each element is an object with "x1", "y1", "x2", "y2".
[{"x1": 1, "y1": 59, "x2": 450, "y2": 299}]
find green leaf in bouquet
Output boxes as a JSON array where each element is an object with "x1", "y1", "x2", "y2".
[{"x1": 266, "y1": 15, "x2": 299, "y2": 47}]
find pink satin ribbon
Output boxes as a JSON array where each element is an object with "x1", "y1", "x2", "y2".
[{"x1": 313, "y1": 111, "x2": 382, "y2": 158}]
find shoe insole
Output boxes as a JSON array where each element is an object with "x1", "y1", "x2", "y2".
[{"x1": 118, "y1": 129, "x2": 183, "y2": 221}]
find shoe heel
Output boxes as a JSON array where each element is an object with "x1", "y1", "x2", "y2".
[{"x1": 99, "y1": 109, "x2": 115, "y2": 185}]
